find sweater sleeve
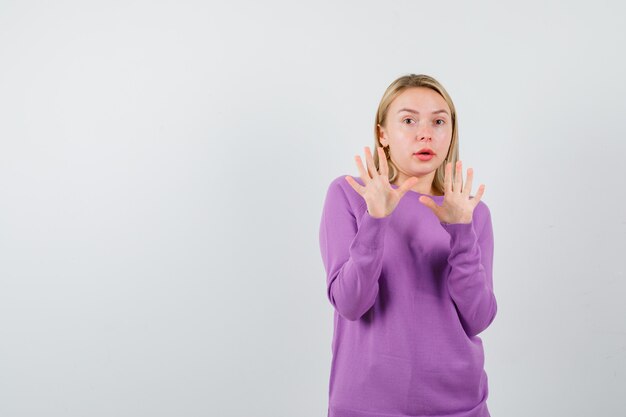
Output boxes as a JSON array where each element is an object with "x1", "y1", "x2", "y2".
[
  {"x1": 319, "y1": 179, "x2": 392, "y2": 321},
  {"x1": 440, "y1": 203, "x2": 497, "y2": 338}
]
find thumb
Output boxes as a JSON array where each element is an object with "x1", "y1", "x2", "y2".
[
  {"x1": 418, "y1": 195, "x2": 438, "y2": 212},
  {"x1": 398, "y1": 177, "x2": 419, "y2": 196}
]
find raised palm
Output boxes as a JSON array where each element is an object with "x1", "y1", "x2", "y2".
[
  {"x1": 345, "y1": 146, "x2": 419, "y2": 218},
  {"x1": 418, "y1": 160, "x2": 485, "y2": 224}
]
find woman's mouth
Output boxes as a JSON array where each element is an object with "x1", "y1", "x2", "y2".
[{"x1": 414, "y1": 151, "x2": 435, "y2": 161}]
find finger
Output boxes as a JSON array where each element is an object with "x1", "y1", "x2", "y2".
[
  {"x1": 377, "y1": 146, "x2": 389, "y2": 178},
  {"x1": 454, "y1": 160, "x2": 463, "y2": 193},
  {"x1": 472, "y1": 184, "x2": 485, "y2": 205},
  {"x1": 418, "y1": 195, "x2": 439, "y2": 212},
  {"x1": 444, "y1": 161, "x2": 453, "y2": 194},
  {"x1": 397, "y1": 176, "x2": 419, "y2": 196},
  {"x1": 345, "y1": 175, "x2": 366, "y2": 195},
  {"x1": 364, "y1": 146, "x2": 378, "y2": 178},
  {"x1": 354, "y1": 155, "x2": 371, "y2": 184},
  {"x1": 463, "y1": 167, "x2": 474, "y2": 197}
]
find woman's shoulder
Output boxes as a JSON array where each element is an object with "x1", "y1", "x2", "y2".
[
  {"x1": 471, "y1": 197, "x2": 492, "y2": 233},
  {"x1": 329, "y1": 174, "x2": 363, "y2": 185},
  {"x1": 327, "y1": 174, "x2": 364, "y2": 193},
  {"x1": 473, "y1": 197, "x2": 491, "y2": 216},
  {"x1": 324, "y1": 174, "x2": 366, "y2": 210}
]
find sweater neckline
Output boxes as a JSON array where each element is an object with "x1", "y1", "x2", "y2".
[{"x1": 390, "y1": 183, "x2": 445, "y2": 198}]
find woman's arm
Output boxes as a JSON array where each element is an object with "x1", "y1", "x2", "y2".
[
  {"x1": 319, "y1": 178, "x2": 391, "y2": 321},
  {"x1": 440, "y1": 202, "x2": 497, "y2": 338}
]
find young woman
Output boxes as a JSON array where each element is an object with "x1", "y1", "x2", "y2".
[{"x1": 319, "y1": 74, "x2": 497, "y2": 417}]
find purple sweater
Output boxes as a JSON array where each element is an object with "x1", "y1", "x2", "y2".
[{"x1": 319, "y1": 175, "x2": 497, "y2": 417}]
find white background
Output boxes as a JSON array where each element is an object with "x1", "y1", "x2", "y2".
[{"x1": 1, "y1": 1, "x2": 625, "y2": 416}]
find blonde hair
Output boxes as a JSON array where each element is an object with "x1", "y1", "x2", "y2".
[{"x1": 373, "y1": 74, "x2": 459, "y2": 196}]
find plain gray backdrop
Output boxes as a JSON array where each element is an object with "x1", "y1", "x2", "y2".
[{"x1": 1, "y1": 1, "x2": 625, "y2": 416}]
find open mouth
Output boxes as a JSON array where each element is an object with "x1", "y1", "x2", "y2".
[{"x1": 414, "y1": 152, "x2": 435, "y2": 160}]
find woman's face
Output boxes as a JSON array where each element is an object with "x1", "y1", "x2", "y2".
[{"x1": 378, "y1": 87, "x2": 453, "y2": 185}]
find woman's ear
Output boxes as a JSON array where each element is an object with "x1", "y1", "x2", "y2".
[{"x1": 377, "y1": 124, "x2": 387, "y2": 147}]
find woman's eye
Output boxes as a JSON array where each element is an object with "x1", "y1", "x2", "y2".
[{"x1": 403, "y1": 118, "x2": 445, "y2": 125}]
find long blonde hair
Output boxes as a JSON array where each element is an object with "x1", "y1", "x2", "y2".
[{"x1": 373, "y1": 74, "x2": 459, "y2": 196}]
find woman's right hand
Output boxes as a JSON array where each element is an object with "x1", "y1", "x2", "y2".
[{"x1": 345, "y1": 146, "x2": 420, "y2": 218}]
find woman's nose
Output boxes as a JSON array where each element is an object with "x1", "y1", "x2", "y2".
[{"x1": 416, "y1": 127, "x2": 433, "y2": 141}]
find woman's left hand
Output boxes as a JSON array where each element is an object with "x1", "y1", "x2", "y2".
[{"x1": 419, "y1": 160, "x2": 485, "y2": 224}]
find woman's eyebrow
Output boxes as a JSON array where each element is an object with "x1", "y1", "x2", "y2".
[{"x1": 397, "y1": 108, "x2": 449, "y2": 115}]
